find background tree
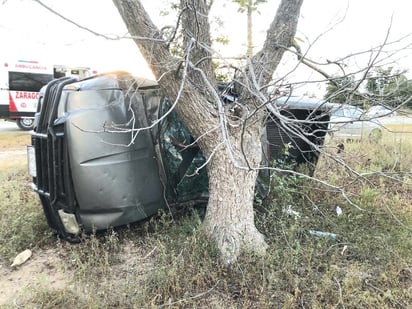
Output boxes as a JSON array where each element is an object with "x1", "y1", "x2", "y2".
[
  {"x1": 397, "y1": 79, "x2": 412, "y2": 108},
  {"x1": 232, "y1": 0, "x2": 267, "y2": 56},
  {"x1": 324, "y1": 67, "x2": 412, "y2": 109},
  {"x1": 324, "y1": 75, "x2": 356, "y2": 104},
  {"x1": 366, "y1": 67, "x2": 412, "y2": 108},
  {"x1": 112, "y1": 0, "x2": 303, "y2": 264}
]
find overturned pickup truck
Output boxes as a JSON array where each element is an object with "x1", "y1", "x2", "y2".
[{"x1": 28, "y1": 71, "x2": 330, "y2": 239}]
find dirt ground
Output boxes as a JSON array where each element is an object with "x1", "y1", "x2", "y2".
[
  {"x1": 0, "y1": 248, "x2": 70, "y2": 306},
  {"x1": 0, "y1": 132, "x2": 70, "y2": 306}
]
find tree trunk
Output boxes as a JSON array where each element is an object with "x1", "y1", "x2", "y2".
[
  {"x1": 203, "y1": 121, "x2": 267, "y2": 264},
  {"x1": 112, "y1": 0, "x2": 304, "y2": 263}
]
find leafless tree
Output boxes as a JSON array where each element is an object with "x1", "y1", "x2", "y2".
[{"x1": 110, "y1": 0, "x2": 306, "y2": 263}]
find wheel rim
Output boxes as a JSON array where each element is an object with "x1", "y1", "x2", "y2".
[
  {"x1": 21, "y1": 118, "x2": 33, "y2": 126},
  {"x1": 18, "y1": 118, "x2": 34, "y2": 130}
]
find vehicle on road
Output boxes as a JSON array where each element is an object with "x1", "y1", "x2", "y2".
[
  {"x1": 329, "y1": 104, "x2": 382, "y2": 141},
  {"x1": 365, "y1": 105, "x2": 397, "y2": 119},
  {"x1": 0, "y1": 60, "x2": 92, "y2": 130}
]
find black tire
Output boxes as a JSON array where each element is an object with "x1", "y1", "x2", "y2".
[{"x1": 16, "y1": 118, "x2": 34, "y2": 130}]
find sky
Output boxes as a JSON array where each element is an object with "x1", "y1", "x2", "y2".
[{"x1": 1, "y1": 0, "x2": 411, "y2": 96}]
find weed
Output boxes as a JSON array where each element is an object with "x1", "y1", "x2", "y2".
[
  {"x1": 0, "y1": 128, "x2": 411, "y2": 307},
  {"x1": 22, "y1": 288, "x2": 90, "y2": 309},
  {"x1": 0, "y1": 167, "x2": 52, "y2": 262}
]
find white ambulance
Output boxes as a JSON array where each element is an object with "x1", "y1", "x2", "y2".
[{"x1": 0, "y1": 60, "x2": 92, "y2": 130}]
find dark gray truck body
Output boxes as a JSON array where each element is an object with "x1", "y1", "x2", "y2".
[{"x1": 29, "y1": 71, "x2": 330, "y2": 239}]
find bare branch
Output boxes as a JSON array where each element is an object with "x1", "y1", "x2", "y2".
[{"x1": 32, "y1": 0, "x2": 165, "y2": 42}]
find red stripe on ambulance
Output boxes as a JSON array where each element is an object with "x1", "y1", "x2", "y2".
[{"x1": 8, "y1": 93, "x2": 17, "y2": 112}]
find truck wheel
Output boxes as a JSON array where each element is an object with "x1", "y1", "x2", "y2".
[
  {"x1": 16, "y1": 118, "x2": 34, "y2": 130},
  {"x1": 368, "y1": 128, "x2": 382, "y2": 142}
]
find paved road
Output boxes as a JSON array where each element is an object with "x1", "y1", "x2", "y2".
[{"x1": 0, "y1": 120, "x2": 26, "y2": 133}]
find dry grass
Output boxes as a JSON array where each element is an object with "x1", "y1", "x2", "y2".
[
  {"x1": 0, "y1": 131, "x2": 30, "y2": 149},
  {"x1": 0, "y1": 132, "x2": 31, "y2": 170},
  {"x1": 0, "y1": 127, "x2": 411, "y2": 307},
  {"x1": 0, "y1": 137, "x2": 50, "y2": 261},
  {"x1": 383, "y1": 123, "x2": 412, "y2": 144}
]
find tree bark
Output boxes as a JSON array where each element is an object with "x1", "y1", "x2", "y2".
[
  {"x1": 112, "y1": 0, "x2": 304, "y2": 263},
  {"x1": 203, "y1": 119, "x2": 267, "y2": 264}
]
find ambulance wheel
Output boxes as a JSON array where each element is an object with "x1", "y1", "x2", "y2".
[{"x1": 16, "y1": 118, "x2": 34, "y2": 130}]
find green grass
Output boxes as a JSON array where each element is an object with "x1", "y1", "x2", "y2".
[{"x1": 0, "y1": 131, "x2": 411, "y2": 307}]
